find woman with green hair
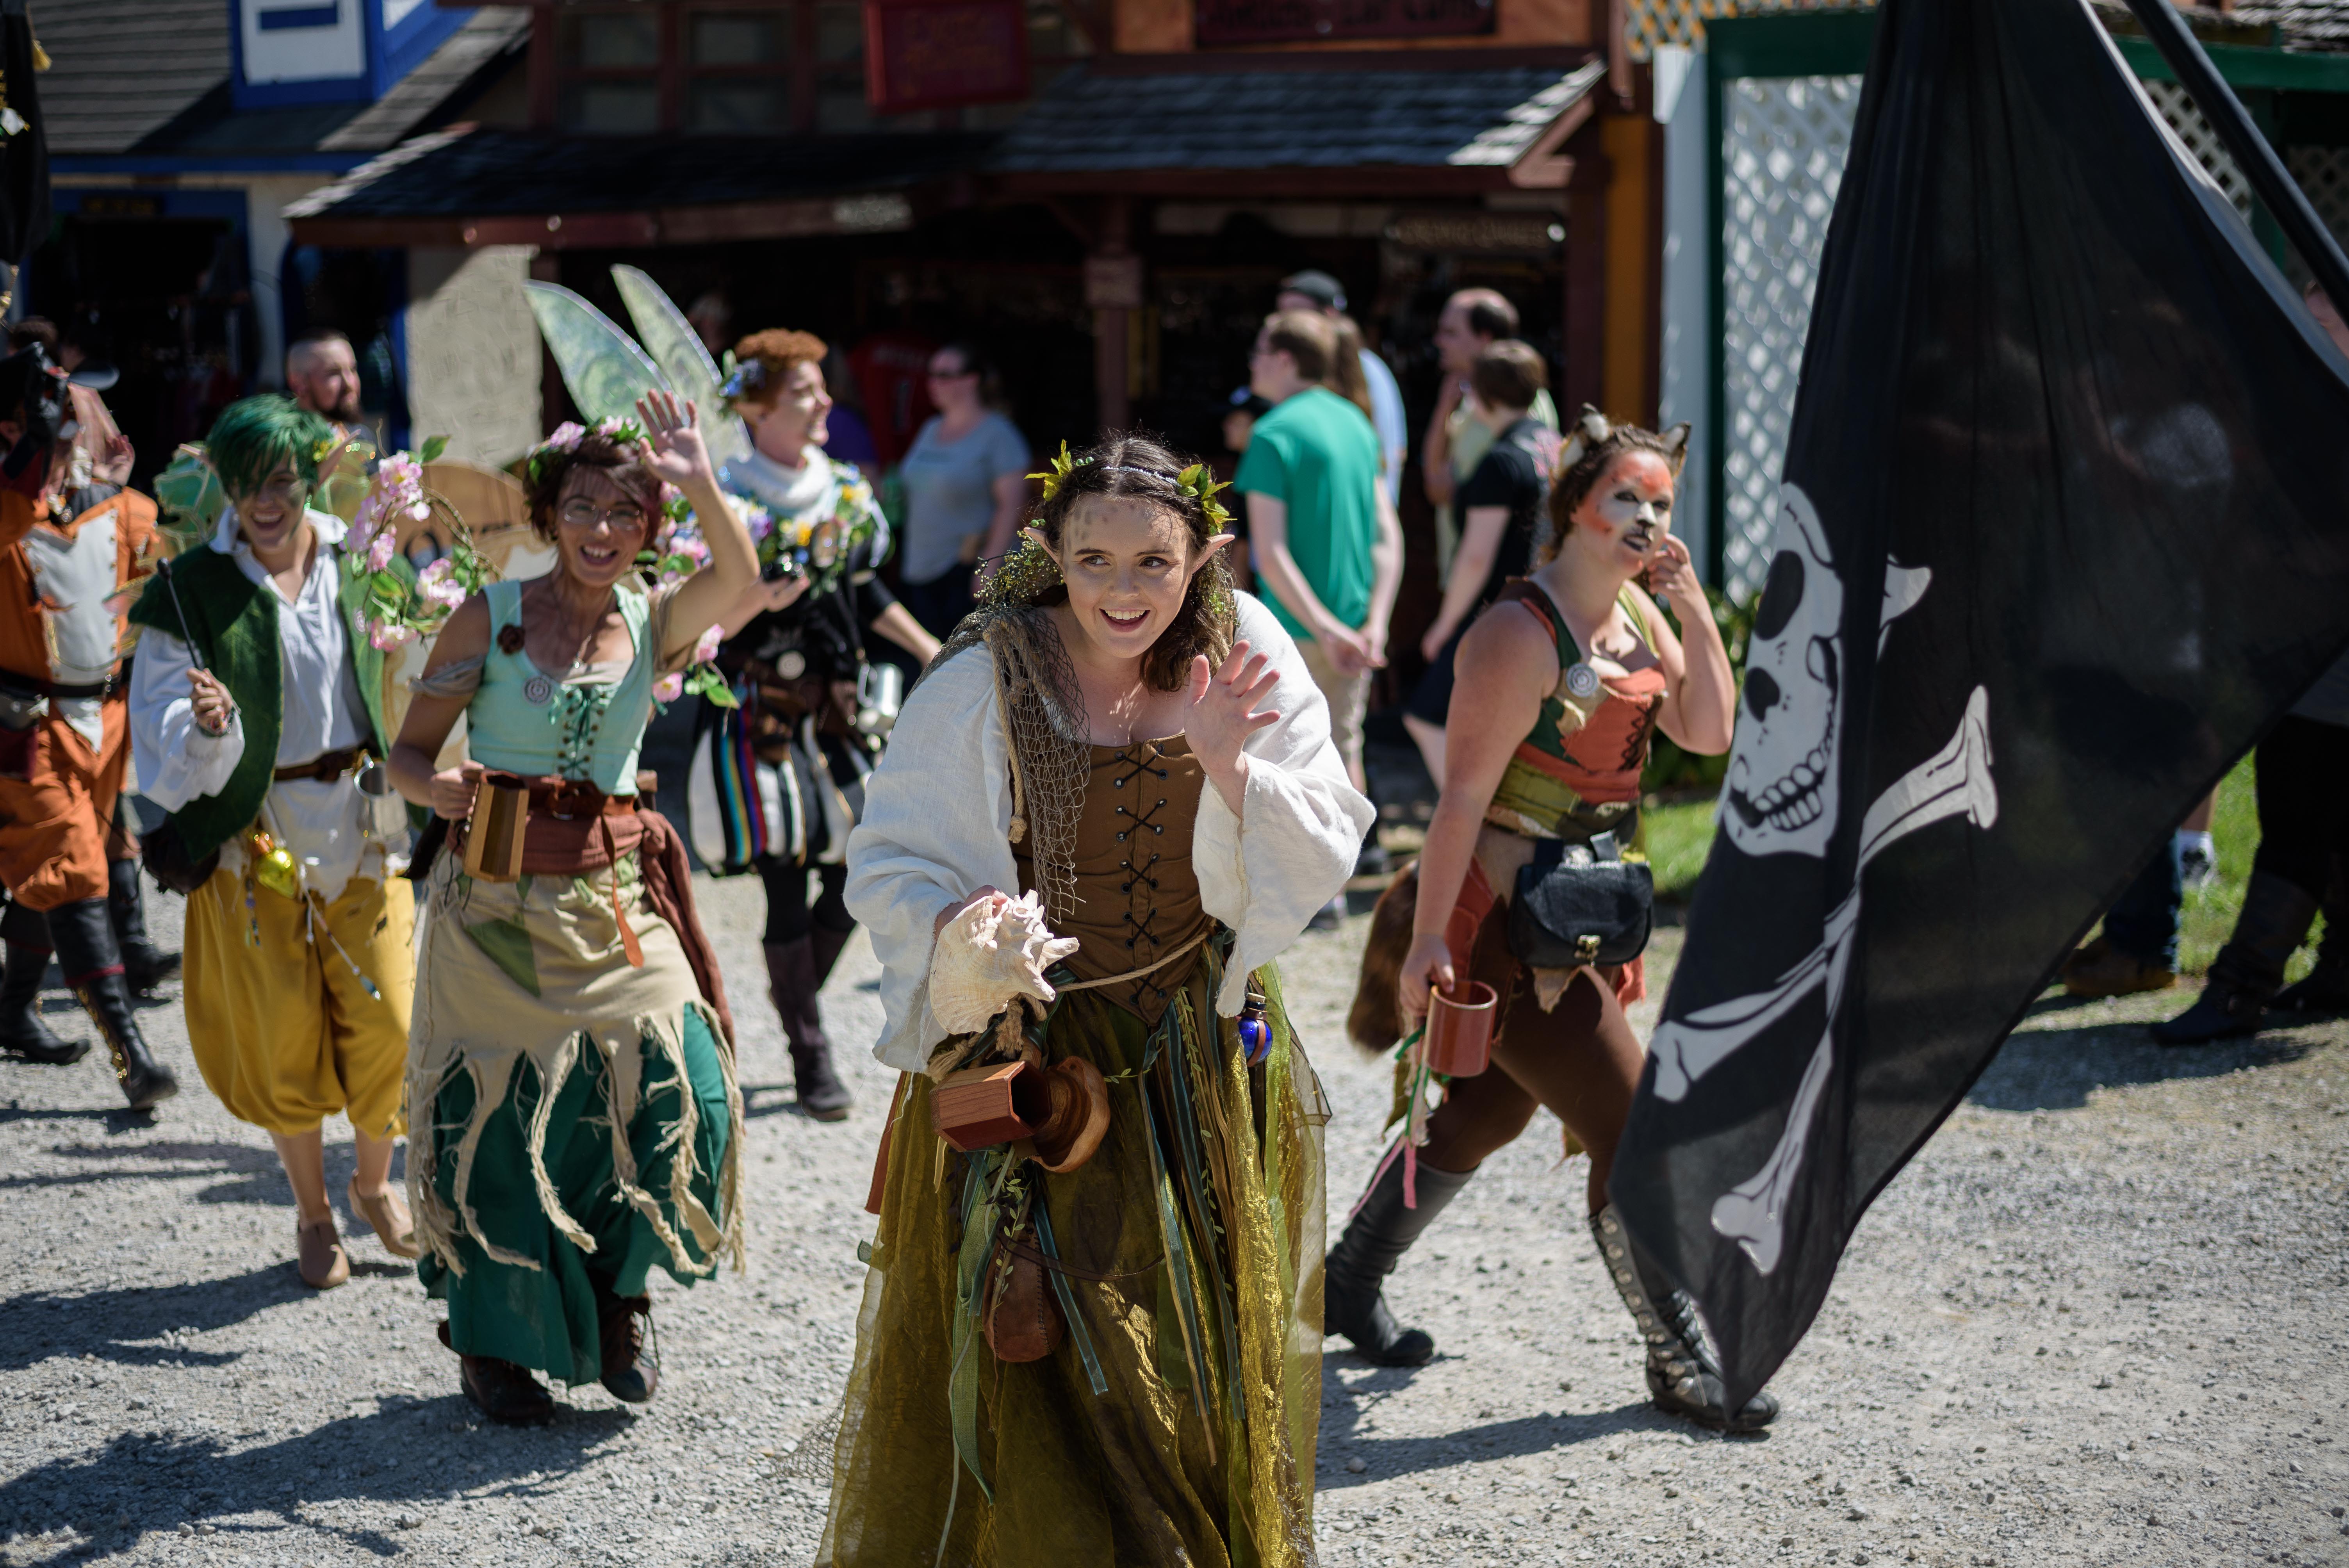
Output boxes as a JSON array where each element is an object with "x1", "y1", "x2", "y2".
[{"x1": 128, "y1": 393, "x2": 422, "y2": 1290}]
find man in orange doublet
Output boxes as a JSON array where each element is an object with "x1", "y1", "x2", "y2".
[{"x1": 0, "y1": 346, "x2": 177, "y2": 1109}]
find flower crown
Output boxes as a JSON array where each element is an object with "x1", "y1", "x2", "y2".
[
  {"x1": 1027, "y1": 441, "x2": 1233, "y2": 531},
  {"x1": 525, "y1": 416, "x2": 647, "y2": 487}
]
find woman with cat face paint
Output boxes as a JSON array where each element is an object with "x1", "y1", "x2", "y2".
[{"x1": 1327, "y1": 405, "x2": 1771, "y2": 1432}]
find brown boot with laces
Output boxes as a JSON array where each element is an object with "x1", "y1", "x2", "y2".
[{"x1": 598, "y1": 1293, "x2": 659, "y2": 1404}]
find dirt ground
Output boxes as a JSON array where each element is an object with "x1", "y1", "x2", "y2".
[{"x1": 1, "y1": 874, "x2": 2343, "y2": 1567}]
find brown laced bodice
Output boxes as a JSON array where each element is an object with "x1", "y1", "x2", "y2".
[{"x1": 1014, "y1": 734, "x2": 1210, "y2": 1020}]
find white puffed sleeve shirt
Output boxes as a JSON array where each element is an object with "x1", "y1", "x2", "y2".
[{"x1": 846, "y1": 591, "x2": 1374, "y2": 1073}]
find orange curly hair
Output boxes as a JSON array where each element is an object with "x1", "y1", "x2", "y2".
[{"x1": 727, "y1": 329, "x2": 827, "y2": 412}]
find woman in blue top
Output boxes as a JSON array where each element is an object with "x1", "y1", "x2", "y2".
[
  {"x1": 387, "y1": 394, "x2": 759, "y2": 1425},
  {"x1": 894, "y1": 342, "x2": 1030, "y2": 637}
]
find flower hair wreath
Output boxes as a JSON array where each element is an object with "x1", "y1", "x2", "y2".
[
  {"x1": 1025, "y1": 441, "x2": 1234, "y2": 531},
  {"x1": 523, "y1": 416, "x2": 648, "y2": 489}
]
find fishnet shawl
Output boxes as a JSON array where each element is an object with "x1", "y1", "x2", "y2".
[{"x1": 912, "y1": 605, "x2": 1094, "y2": 929}]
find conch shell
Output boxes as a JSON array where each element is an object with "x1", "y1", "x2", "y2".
[{"x1": 929, "y1": 890, "x2": 1080, "y2": 1037}]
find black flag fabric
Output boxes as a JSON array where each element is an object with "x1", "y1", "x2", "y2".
[
  {"x1": 0, "y1": 0, "x2": 46, "y2": 265},
  {"x1": 1613, "y1": 0, "x2": 2349, "y2": 1406}
]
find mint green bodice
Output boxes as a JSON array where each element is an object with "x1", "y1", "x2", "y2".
[{"x1": 465, "y1": 579, "x2": 655, "y2": 793}]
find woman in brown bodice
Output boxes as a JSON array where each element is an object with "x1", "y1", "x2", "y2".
[{"x1": 831, "y1": 435, "x2": 1373, "y2": 1566}]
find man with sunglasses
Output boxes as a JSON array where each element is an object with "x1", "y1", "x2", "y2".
[{"x1": 0, "y1": 343, "x2": 178, "y2": 1110}]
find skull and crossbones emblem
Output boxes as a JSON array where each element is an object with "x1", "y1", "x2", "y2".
[{"x1": 1650, "y1": 483, "x2": 1998, "y2": 1275}]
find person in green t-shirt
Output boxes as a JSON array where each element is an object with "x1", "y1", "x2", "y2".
[{"x1": 1234, "y1": 310, "x2": 1401, "y2": 827}]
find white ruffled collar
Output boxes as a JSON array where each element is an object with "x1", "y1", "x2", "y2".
[{"x1": 721, "y1": 444, "x2": 835, "y2": 519}]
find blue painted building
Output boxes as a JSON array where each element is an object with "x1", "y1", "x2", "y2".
[{"x1": 36, "y1": 0, "x2": 526, "y2": 478}]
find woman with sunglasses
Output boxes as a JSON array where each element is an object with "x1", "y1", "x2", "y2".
[
  {"x1": 388, "y1": 394, "x2": 759, "y2": 1425},
  {"x1": 894, "y1": 342, "x2": 1029, "y2": 638},
  {"x1": 700, "y1": 327, "x2": 939, "y2": 1121}
]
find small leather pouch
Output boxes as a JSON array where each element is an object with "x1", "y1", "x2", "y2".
[
  {"x1": 141, "y1": 818, "x2": 221, "y2": 896},
  {"x1": 982, "y1": 1226, "x2": 1066, "y2": 1363},
  {"x1": 1507, "y1": 831, "x2": 1654, "y2": 969}
]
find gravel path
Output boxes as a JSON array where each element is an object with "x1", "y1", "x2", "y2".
[{"x1": 2, "y1": 877, "x2": 2344, "y2": 1567}]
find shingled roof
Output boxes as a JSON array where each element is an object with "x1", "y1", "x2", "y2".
[
  {"x1": 37, "y1": 0, "x2": 229, "y2": 157},
  {"x1": 987, "y1": 58, "x2": 1603, "y2": 181},
  {"x1": 40, "y1": 7, "x2": 524, "y2": 163}
]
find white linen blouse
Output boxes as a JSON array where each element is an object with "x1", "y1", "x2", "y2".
[
  {"x1": 846, "y1": 591, "x2": 1374, "y2": 1073},
  {"x1": 129, "y1": 506, "x2": 404, "y2": 902}
]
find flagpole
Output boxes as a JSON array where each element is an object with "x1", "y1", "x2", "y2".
[{"x1": 2123, "y1": 0, "x2": 2349, "y2": 313}]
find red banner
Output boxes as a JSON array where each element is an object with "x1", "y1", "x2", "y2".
[{"x1": 864, "y1": 0, "x2": 1032, "y2": 114}]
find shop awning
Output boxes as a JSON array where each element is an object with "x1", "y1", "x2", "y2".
[
  {"x1": 284, "y1": 125, "x2": 1001, "y2": 249},
  {"x1": 986, "y1": 53, "x2": 1606, "y2": 195}
]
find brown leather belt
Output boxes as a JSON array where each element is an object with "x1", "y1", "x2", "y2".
[
  {"x1": 495, "y1": 769, "x2": 659, "y2": 820},
  {"x1": 273, "y1": 747, "x2": 362, "y2": 783}
]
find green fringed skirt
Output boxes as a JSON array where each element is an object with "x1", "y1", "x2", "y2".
[
  {"x1": 418, "y1": 1007, "x2": 733, "y2": 1384},
  {"x1": 820, "y1": 948, "x2": 1327, "y2": 1568}
]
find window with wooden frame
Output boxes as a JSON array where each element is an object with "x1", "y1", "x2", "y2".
[
  {"x1": 529, "y1": 0, "x2": 1082, "y2": 136},
  {"x1": 538, "y1": 0, "x2": 800, "y2": 135}
]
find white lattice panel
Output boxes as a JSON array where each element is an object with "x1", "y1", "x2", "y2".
[
  {"x1": 2287, "y1": 145, "x2": 2349, "y2": 287},
  {"x1": 1719, "y1": 73, "x2": 1862, "y2": 603},
  {"x1": 2141, "y1": 79, "x2": 2254, "y2": 216}
]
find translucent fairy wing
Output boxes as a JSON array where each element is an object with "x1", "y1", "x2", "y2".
[
  {"x1": 522, "y1": 281, "x2": 668, "y2": 426},
  {"x1": 611, "y1": 265, "x2": 750, "y2": 468}
]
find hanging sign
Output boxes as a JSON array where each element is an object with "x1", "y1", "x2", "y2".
[{"x1": 864, "y1": 0, "x2": 1031, "y2": 114}]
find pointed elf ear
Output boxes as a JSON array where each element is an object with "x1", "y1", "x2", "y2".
[
  {"x1": 1020, "y1": 525, "x2": 1055, "y2": 558},
  {"x1": 1659, "y1": 422, "x2": 1691, "y2": 477}
]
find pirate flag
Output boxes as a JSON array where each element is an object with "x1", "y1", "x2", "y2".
[{"x1": 1612, "y1": 0, "x2": 2349, "y2": 1406}]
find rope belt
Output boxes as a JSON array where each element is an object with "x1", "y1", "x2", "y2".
[{"x1": 1053, "y1": 930, "x2": 1210, "y2": 995}]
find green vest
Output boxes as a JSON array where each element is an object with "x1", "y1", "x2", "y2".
[{"x1": 127, "y1": 533, "x2": 404, "y2": 861}]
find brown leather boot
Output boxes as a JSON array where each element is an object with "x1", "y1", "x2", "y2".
[{"x1": 597, "y1": 1293, "x2": 659, "y2": 1404}]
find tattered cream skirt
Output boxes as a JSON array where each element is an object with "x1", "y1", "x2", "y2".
[{"x1": 405, "y1": 854, "x2": 745, "y2": 1382}]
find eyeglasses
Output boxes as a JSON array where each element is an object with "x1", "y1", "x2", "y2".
[
  {"x1": 558, "y1": 499, "x2": 649, "y2": 531},
  {"x1": 927, "y1": 366, "x2": 976, "y2": 381}
]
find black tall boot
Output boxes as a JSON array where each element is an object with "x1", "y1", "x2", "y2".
[
  {"x1": 0, "y1": 900, "x2": 84, "y2": 1066},
  {"x1": 108, "y1": 859, "x2": 180, "y2": 996},
  {"x1": 1590, "y1": 1204, "x2": 1780, "y2": 1433},
  {"x1": 763, "y1": 937, "x2": 852, "y2": 1121},
  {"x1": 1323, "y1": 1150, "x2": 1473, "y2": 1366},
  {"x1": 46, "y1": 899, "x2": 176, "y2": 1111},
  {"x1": 2153, "y1": 871, "x2": 2321, "y2": 1046},
  {"x1": 810, "y1": 922, "x2": 854, "y2": 991},
  {"x1": 2272, "y1": 858, "x2": 2349, "y2": 1014}
]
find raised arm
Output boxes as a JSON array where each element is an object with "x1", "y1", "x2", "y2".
[
  {"x1": 640, "y1": 392, "x2": 759, "y2": 661},
  {"x1": 1638, "y1": 536, "x2": 1736, "y2": 755}
]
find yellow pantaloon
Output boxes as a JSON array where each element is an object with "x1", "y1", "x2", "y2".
[{"x1": 183, "y1": 866, "x2": 415, "y2": 1139}]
